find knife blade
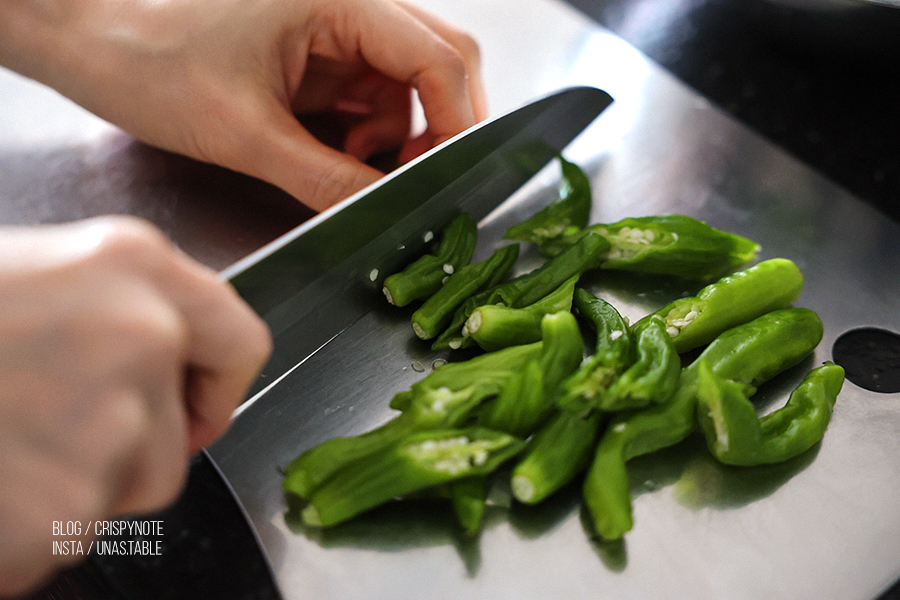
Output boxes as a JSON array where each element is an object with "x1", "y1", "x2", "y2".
[
  {"x1": 220, "y1": 86, "x2": 613, "y2": 400},
  {"x1": 208, "y1": 86, "x2": 613, "y2": 598}
]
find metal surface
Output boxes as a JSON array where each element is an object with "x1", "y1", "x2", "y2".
[
  {"x1": 211, "y1": 2, "x2": 900, "y2": 599},
  {"x1": 1, "y1": 0, "x2": 898, "y2": 598}
]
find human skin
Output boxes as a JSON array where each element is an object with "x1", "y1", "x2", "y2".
[
  {"x1": 0, "y1": 0, "x2": 488, "y2": 211},
  {"x1": 0, "y1": 217, "x2": 272, "y2": 594}
]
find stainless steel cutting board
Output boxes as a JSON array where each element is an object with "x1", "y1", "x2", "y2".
[{"x1": 208, "y1": 5, "x2": 900, "y2": 599}]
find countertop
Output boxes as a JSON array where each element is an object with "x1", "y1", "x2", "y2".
[{"x1": 562, "y1": 0, "x2": 900, "y2": 222}]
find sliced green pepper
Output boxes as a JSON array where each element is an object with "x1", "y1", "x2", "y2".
[
  {"x1": 464, "y1": 275, "x2": 578, "y2": 351},
  {"x1": 510, "y1": 409, "x2": 603, "y2": 505},
  {"x1": 283, "y1": 383, "x2": 496, "y2": 499},
  {"x1": 583, "y1": 307, "x2": 824, "y2": 540},
  {"x1": 383, "y1": 213, "x2": 478, "y2": 307},
  {"x1": 557, "y1": 289, "x2": 636, "y2": 413},
  {"x1": 301, "y1": 427, "x2": 525, "y2": 527},
  {"x1": 448, "y1": 476, "x2": 488, "y2": 536},
  {"x1": 432, "y1": 232, "x2": 609, "y2": 350},
  {"x1": 638, "y1": 257, "x2": 804, "y2": 353},
  {"x1": 504, "y1": 155, "x2": 592, "y2": 247},
  {"x1": 389, "y1": 340, "x2": 542, "y2": 411},
  {"x1": 477, "y1": 311, "x2": 585, "y2": 437},
  {"x1": 540, "y1": 214, "x2": 759, "y2": 281},
  {"x1": 411, "y1": 244, "x2": 519, "y2": 340},
  {"x1": 696, "y1": 361, "x2": 844, "y2": 466},
  {"x1": 600, "y1": 314, "x2": 681, "y2": 412}
]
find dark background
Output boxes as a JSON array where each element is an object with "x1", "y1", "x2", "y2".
[{"x1": 560, "y1": 0, "x2": 900, "y2": 223}]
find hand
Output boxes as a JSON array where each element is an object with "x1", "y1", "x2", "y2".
[
  {"x1": 0, "y1": 0, "x2": 487, "y2": 211},
  {"x1": 0, "y1": 216, "x2": 271, "y2": 595}
]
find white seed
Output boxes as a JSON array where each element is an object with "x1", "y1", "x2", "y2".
[
  {"x1": 369, "y1": 268, "x2": 379, "y2": 281},
  {"x1": 610, "y1": 330, "x2": 624, "y2": 341},
  {"x1": 466, "y1": 311, "x2": 483, "y2": 334},
  {"x1": 666, "y1": 326, "x2": 679, "y2": 338},
  {"x1": 612, "y1": 422, "x2": 627, "y2": 433},
  {"x1": 383, "y1": 287, "x2": 394, "y2": 305},
  {"x1": 442, "y1": 276, "x2": 449, "y2": 285},
  {"x1": 449, "y1": 340, "x2": 462, "y2": 350},
  {"x1": 423, "y1": 231, "x2": 434, "y2": 243},
  {"x1": 443, "y1": 263, "x2": 454, "y2": 275}
]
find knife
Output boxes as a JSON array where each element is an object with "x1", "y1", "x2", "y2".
[{"x1": 208, "y1": 86, "x2": 613, "y2": 598}]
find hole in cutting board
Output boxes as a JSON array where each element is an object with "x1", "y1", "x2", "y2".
[{"x1": 832, "y1": 327, "x2": 900, "y2": 393}]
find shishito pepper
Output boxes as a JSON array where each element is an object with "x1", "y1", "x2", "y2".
[
  {"x1": 463, "y1": 275, "x2": 578, "y2": 351},
  {"x1": 600, "y1": 314, "x2": 681, "y2": 412},
  {"x1": 447, "y1": 476, "x2": 488, "y2": 536},
  {"x1": 583, "y1": 307, "x2": 825, "y2": 540},
  {"x1": 510, "y1": 311, "x2": 679, "y2": 505},
  {"x1": 432, "y1": 232, "x2": 609, "y2": 350},
  {"x1": 389, "y1": 340, "x2": 542, "y2": 411},
  {"x1": 300, "y1": 427, "x2": 525, "y2": 527},
  {"x1": 557, "y1": 289, "x2": 636, "y2": 414},
  {"x1": 477, "y1": 311, "x2": 585, "y2": 437},
  {"x1": 696, "y1": 360, "x2": 844, "y2": 466},
  {"x1": 503, "y1": 154, "x2": 592, "y2": 247},
  {"x1": 283, "y1": 383, "x2": 497, "y2": 499},
  {"x1": 540, "y1": 214, "x2": 759, "y2": 281},
  {"x1": 510, "y1": 409, "x2": 603, "y2": 505},
  {"x1": 638, "y1": 257, "x2": 804, "y2": 354},
  {"x1": 411, "y1": 244, "x2": 520, "y2": 340},
  {"x1": 383, "y1": 213, "x2": 478, "y2": 307}
]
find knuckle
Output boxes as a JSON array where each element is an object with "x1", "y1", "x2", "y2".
[
  {"x1": 434, "y1": 42, "x2": 468, "y2": 80},
  {"x1": 448, "y1": 30, "x2": 481, "y2": 67},
  {"x1": 81, "y1": 215, "x2": 172, "y2": 267},
  {"x1": 311, "y1": 159, "x2": 373, "y2": 208}
]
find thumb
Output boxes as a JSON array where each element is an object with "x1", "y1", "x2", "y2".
[{"x1": 239, "y1": 106, "x2": 385, "y2": 212}]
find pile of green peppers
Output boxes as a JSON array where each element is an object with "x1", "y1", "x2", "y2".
[{"x1": 281, "y1": 157, "x2": 844, "y2": 544}]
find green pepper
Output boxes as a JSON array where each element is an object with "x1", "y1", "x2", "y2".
[
  {"x1": 540, "y1": 214, "x2": 759, "y2": 281},
  {"x1": 583, "y1": 307, "x2": 824, "y2": 540},
  {"x1": 283, "y1": 383, "x2": 496, "y2": 499},
  {"x1": 696, "y1": 361, "x2": 844, "y2": 466},
  {"x1": 448, "y1": 476, "x2": 488, "y2": 536},
  {"x1": 503, "y1": 155, "x2": 592, "y2": 247},
  {"x1": 432, "y1": 232, "x2": 609, "y2": 350},
  {"x1": 638, "y1": 257, "x2": 804, "y2": 353},
  {"x1": 692, "y1": 306, "x2": 824, "y2": 396},
  {"x1": 301, "y1": 428, "x2": 525, "y2": 527},
  {"x1": 557, "y1": 289, "x2": 636, "y2": 414},
  {"x1": 600, "y1": 314, "x2": 681, "y2": 412},
  {"x1": 464, "y1": 275, "x2": 578, "y2": 351},
  {"x1": 477, "y1": 311, "x2": 585, "y2": 437},
  {"x1": 510, "y1": 409, "x2": 603, "y2": 505},
  {"x1": 411, "y1": 244, "x2": 519, "y2": 340},
  {"x1": 389, "y1": 340, "x2": 543, "y2": 411},
  {"x1": 383, "y1": 213, "x2": 478, "y2": 307}
]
